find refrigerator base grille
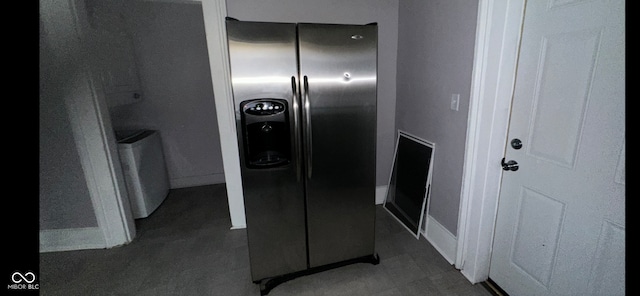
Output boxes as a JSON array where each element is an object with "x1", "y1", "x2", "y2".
[{"x1": 255, "y1": 253, "x2": 380, "y2": 296}]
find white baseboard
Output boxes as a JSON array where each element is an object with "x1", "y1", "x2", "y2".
[
  {"x1": 170, "y1": 172, "x2": 225, "y2": 189},
  {"x1": 40, "y1": 227, "x2": 106, "y2": 253},
  {"x1": 376, "y1": 185, "x2": 388, "y2": 205},
  {"x1": 423, "y1": 215, "x2": 457, "y2": 265}
]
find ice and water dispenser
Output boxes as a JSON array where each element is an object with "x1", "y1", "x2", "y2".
[{"x1": 240, "y1": 99, "x2": 291, "y2": 169}]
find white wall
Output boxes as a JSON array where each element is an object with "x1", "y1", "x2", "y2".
[
  {"x1": 395, "y1": 0, "x2": 479, "y2": 235},
  {"x1": 40, "y1": 19, "x2": 99, "y2": 230},
  {"x1": 40, "y1": 0, "x2": 136, "y2": 251},
  {"x1": 226, "y1": 0, "x2": 399, "y2": 186},
  {"x1": 109, "y1": 1, "x2": 225, "y2": 188}
]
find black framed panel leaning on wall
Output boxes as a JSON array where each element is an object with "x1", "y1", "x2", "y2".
[{"x1": 383, "y1": 130, "x2": 435, "y2": 239}]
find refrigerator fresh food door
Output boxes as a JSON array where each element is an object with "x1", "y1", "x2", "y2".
[
  {"x1": 226, "y1": 20, "x2": 307, "y2": 281},
  {"x1": 298, "y1": 23, "x2": 378, "y2": 268}
]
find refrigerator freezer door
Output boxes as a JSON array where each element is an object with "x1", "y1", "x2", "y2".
[
  {"x1": 298, "y1": 23, "x2": 378, "y2": 268},
  {"x1": 226, "y1": 20, "x2": 307, "y2": 281}
]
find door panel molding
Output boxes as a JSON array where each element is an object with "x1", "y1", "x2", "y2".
[
  {"x1": 509, "y1": 186, "x2": 565, "y2": 288},
  {"x1": 525, "y1": 28, "x2": 602, "y2": 168},
  {"x1": 586, "y1": 219, "x2": 625, "y2": 295}
]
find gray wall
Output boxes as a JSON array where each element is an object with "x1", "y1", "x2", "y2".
[
  {"x1": 226, "y1": 0, "x2": 399, "y2": 186},
  {"x1": 395, "y1": 0, "x2": 478, "y2": 235},
  {"x1": 39, "y1": 18, "x2": 99, "y2": 230},
  {"x1": 109, "y1": 1, "x2": 225, "y2": 188}
]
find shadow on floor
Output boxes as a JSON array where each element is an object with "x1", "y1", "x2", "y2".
[{"x1": 40, "y1": 184, "x2": 492, "y2": 296}]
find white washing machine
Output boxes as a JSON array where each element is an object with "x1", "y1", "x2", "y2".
[{"x1": 116, "y1": 130, "x2": 170, "y2": 219}]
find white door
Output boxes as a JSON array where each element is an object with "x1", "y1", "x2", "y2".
[{"x1": 489, "y1": 0, "x2": 625, "y2": 295}]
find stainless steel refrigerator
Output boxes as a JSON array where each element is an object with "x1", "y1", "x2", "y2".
[{"x1": 226, "y1": 19, "x2": 378, "y2": 295}]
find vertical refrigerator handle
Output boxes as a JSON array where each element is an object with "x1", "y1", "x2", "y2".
[
  {"x1": 291, "y1": 76, "x2": 302, "y2": 182},
  {"x1": 303, "y1": 75, "x2": 312, "y2": 179}
]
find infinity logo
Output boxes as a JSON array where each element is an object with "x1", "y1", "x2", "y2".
[{"x1": 11, "y1": 271, "x2": 36, "y2": 284}]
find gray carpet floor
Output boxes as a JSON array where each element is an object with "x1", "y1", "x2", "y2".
[{"x1": 40, "y1": 184, "x2": 493, "y2": 296}]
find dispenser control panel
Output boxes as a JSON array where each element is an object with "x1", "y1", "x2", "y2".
[
  {"x1": 239, "y1": 98, "x2": 290, "y2": 169},
  {"x1": 243, "y1": 100, "x2": 286, "y2": 116}
]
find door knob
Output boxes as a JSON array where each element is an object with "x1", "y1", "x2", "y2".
[{"x1": 501, "y1": 158, "x2": 519, "y2": 171}]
